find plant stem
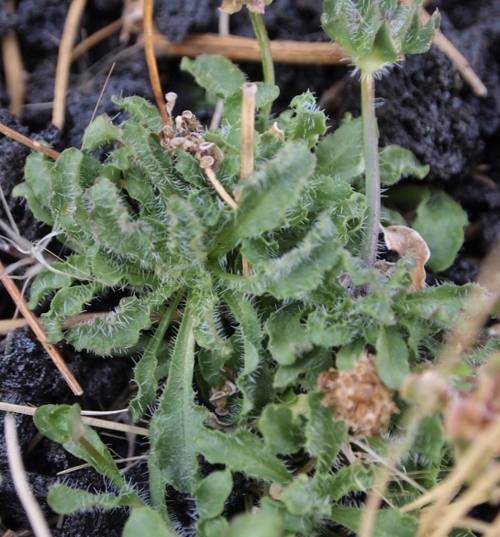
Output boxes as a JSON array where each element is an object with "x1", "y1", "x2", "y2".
[
  {"x1": 249, "y1": 11, "x2": 275, "y2": 119},
  {"x1": 360, "y1": 73, "x2": 380, "y2": 268}
]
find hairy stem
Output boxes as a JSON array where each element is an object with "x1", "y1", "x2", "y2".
[
  {"x1": 360, "y1": 74, "x2": 380, "y2": 268},
  {"x1": 249, "y1": 11, "x2": 275, "y2": 118}
]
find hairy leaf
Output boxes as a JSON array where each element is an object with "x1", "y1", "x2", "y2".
[
  {"x1": 195, "y1": 428, "x2": 292, "y2": 484},
  {"x1": 148, "y1": 304, "x2": 207, "y2": 495},
  {"x1": 211, "y1": 141, "x2": 316, "y2": 256}
]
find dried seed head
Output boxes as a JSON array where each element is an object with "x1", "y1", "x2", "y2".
[
  {"x1": 318, "y1": 351, "x2": 398, "y2": 437},
  {"x1": 159, "y1": 92, "x2": 224, "y2": 171}
]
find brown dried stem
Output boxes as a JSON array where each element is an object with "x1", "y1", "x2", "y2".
[
  {"x1": 5, "y1": 414, "x2": 53, "y2": 537},
  {"x1": 143, "y1": 0, "x2": 168, "y2": 126},
  {"x1": 152, "y1": 32, "x2": 347, "y2": 65},
  {"x1": 0, "y1": 121, "x2": 60, "y2": 160},
  {"x1": 71, "y1": 18, "x2": 123, "y2": 62},
  {"x1": 0, "y1": 260, "x2": 83, "y2": 396},
  {"x1": 203, "y1": 166, "x2": 238, "y2": 210},
  {"x1": 240, "y1": 83, "x2": 257, "y2": 276},
  {"x1": 52, "y1": 0, "x2": 87, "y2": 130},
  {"x1": 2, "y1": 0, "x2": 26, "y2": 118}
]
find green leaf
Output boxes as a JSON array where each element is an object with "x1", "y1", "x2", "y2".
[
  {"x1": 194, "y1": 469, "x2": 233, "y2": 521},
  {"x1": 376, "y1": 326, "x2": 410, "y2": 389},
  {"x1": 330, "y1": 505, "x2": 419, "y2": 537},
  {"x1": 27, "y1": 255, "x2": 90, "y2": 308},
  {"x1": 112, "y1": 95, "x2": 163, "y2": 132},
  {"x1": 82, "y1": 114, "x2": 123, "y2": 151},
  {"x1": 42, "y1": 283, "x2": 102, "y2": 343},
  {"x1": 14, "y1": 152, "x2": 54, "y2": 224},
  {"x1": 181, "y1": 55, "x2": 247, "y2": 99},
  {"x1": 257, "y1": 213, "x2": 344, "y2": 300},
  {"x1": 265, "y1": 303, "x2": 312, "y2": 366},
  {"x1": 210, "y1": 141, "x2": 316, "y2": 257},
  {"x1": 64, "y1": 296, "x2": 153, "y2": 354},
  {"x1": 274, "y1": 347, "x2": 332, "y2": 389},
  {"x1": 148, "y1": 303, "x2": 208, "y2": 496},
  {"x1": 86, "y1": 176, "x2": 156, "y2": 259},
  {"x1": 305, "y1": 392, "x2": 347, "y2": 473},
  {"x1": 49, "y1": 148, "x2": 100, "y2": 247},
  {"x1": 259, "y1": 404, "x2": 305, "y2": 455},
  {"x1": 34, "y1": 404, "x2": 126, "y2": 490},
  {"x1": 47, "y1": 484, "x2": 141, "y2": 515},
  {"x1": 129, "y1": 294, "x2": 182, "y2": 421},
  {"x1": 123, "y1": 506, "x2": 180, "y2": 537},
  {"x1": 167, "y1": 196, "x2": 207, "y2": 265},
  {"x1": 224, "y1": 82, "x2": 280, "y2": 124},
  {"x1": 412, "y1": 414, "x2": 444, "y2": 466},
  {"x1": 412, "y1": 189, "x2": 468, "y2": 272},
  {"x1": 379, "y1": 145, "x2": 429, "y2": 185},
  {"x1": 195, "y1": 428, "x2": 292, "y2": 484},
  {"x1": 318, "y1": 464, "x2": 374, "y2": 501},
  {"x1": 226, "y1": 512, "x2": 284, "y2": 537},
  {"x1": 286, "y1": 91, "x2": 327, "y2": 149},
  {"x1": 315, "y1": 117, "x2": 364, "y2": 181},
  {"x1": 281, "y1": 474, "x2": 331, "y2": 517}
]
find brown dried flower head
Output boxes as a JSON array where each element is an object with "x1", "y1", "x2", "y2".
[
  {"x1": 317, "y1": 351, "x2": 398, "y2": 437},
  {"x1": 159, "y1": 92, "x2": 223, "y2": 170},
  {"x1": 219, "y1": 0, "x2": 272, "y2": 14}
]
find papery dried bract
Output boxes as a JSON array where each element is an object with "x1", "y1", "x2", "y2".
[
  {"x1": 381, "y1": 224, "x2": 430, "y2": 291},
  {"x1": 318, "y1": 351, "x2": 398, "y2": 437}
]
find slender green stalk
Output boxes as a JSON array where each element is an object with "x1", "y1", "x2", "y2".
[
  {"x1": 249, "y1": 11, "x2": 275, "y2": 118},
  {"x1": 360, "y1": 73, "x2": 380, "y2": 268}
]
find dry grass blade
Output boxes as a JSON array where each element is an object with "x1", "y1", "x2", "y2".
[
  {"x1": 0, "y1": 312, "x2": 120, "y2": 336},
  {"x1": 0, "y1": 260, "x2": 83, "y2": 395},
  {"x1": 52, "y1": 0, "x2": 87, "y2": 130},
  {"x1": 153, "y1": 32, "x2": 348, "y2": 65},
  {"x1": 4, "y1": 414, "x2": 53, "y2": 537},
  {"x1": 143, "y1": 0, "x2": 168, "y2": 126},
  {"x1": 0, "y1": 122, "x2": 60, "y2": 160},
  {"x1": 0, "y1": 402, "x2": 149, "y2": 437},
  {"x1": 70, "y1": 18, "x2": 123, "y2": 62},
  {"x1": 3, "y1": 0, "x2": 26, "y2": 118}
]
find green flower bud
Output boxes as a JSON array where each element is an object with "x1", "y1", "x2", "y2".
[{"x1": 321, "y1": 0, "x2": 440, "y2": 75}]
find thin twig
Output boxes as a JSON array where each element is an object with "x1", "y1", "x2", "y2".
[
  {"x1": 424, "y1": 463, "x2": 500, "y2": 537},
  {"x1": 143, "y1": 0, "x2": 168, "y2": 126},
  {"x1": 52, "y1": 0, "x2": 87, "y2": 130},
  {"x1": 70, "y1": 18, "x2": 123, "y2": 62},
  {"x1": 0, "y1": 402, "x2": 149, "y2": 436},
  {"x1": 5, "y1": 414, "x2": 53, "y2": 537},
  {"x1": 0, "y1": 260, "x2": 83, "y2": 395},
  {"x1": 422, "y1": 8, "x2": 487, "y2": 97},
  {"x1": 152, "y1": 32, "x2": 348, "y2": 65},
  {"x1": 3, "y1": 0, "x2": 26, "y2": 118},
  {"x1": 203, "y1": 166, "x2": 238, "y2": 210},
  {"x1": 0, "y1": 121, "x2": 60, "y2": 159}
]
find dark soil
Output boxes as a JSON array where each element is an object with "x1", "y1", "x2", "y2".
[{"x1": 1, "y1": 0, "x2": 500, "y2": 535}]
